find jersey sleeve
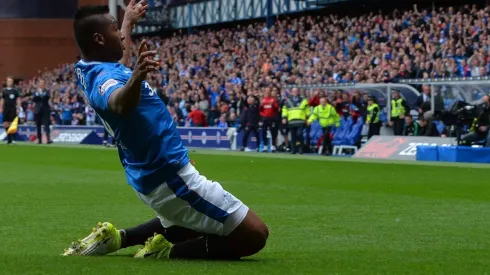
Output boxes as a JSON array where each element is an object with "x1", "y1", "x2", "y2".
[{"x1": 92, "y1": 70, "x2": 129, "y2": 111}]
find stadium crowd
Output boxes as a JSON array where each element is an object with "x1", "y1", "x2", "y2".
[{"x1": 2, "y1": 4, "x2": 489, "y2": 145}]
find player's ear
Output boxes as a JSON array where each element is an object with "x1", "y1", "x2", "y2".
[{"x1": 93, "y1": 33, "x2": 105, "y2": 47}]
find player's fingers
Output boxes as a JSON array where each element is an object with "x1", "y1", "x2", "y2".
[
  {"x1": 128, "y1": 0, "x2": 136, "y2": 7},
  {"x1": 139, "y1": 0, "x2": 148, "y2": 5},
  {"x1": 139, "y1": 3, "x2": 149, "y2": 10},
  {"x1": 138, "y1": 10, "x2": 147, "y2": 18},
  {"x1": 138, "y1": 51, "x2": 157, "y2": 63},
  {"x1": 138, "y1": 40, "x2": 146, "y2": 55},
  {"x1": 138, "y1": 39, "x2": 147, "y2": 55},
  {"x1": 142, "y1": 59, "x2": 160, "y2": 69}
]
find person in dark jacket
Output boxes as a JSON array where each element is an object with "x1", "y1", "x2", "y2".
[
  {"x1": 33, "y1": 79, "x2": 52, "y2": 144},
  {"x1": 416, "y1": 85, "x2": 431, "y2": 116},
  {"x1": 240, "y1": 96, "x2": 260, "y2": 151},
  {"x1": 417, "y1": 117, "x2": 439, "y2": 137}
]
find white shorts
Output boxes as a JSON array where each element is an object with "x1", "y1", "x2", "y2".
[{"x1": 136, "y1": 163, "x2": 249, "y2": 236}]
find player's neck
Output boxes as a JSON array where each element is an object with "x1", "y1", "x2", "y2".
[{"x1": 81, "y1": 54, "x2": 118, "y2": 64}]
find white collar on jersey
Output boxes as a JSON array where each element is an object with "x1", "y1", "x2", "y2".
[{"x1": 79, "y1": 60, "x2": 102, "y2": 65}]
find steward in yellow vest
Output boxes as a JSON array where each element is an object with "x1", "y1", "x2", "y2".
[
  {"x1": 282, "y1": 88, "x2": 310, "y2": 154},
  {"x1": 389, "y1": 90, "x2": 410, "y2": 136},
  {"x1": 366, "y1": 96, "x2": 381, "y2": 139},
  {"x1": 307, "y1": 97, "x2": 340, "y2": 155}
]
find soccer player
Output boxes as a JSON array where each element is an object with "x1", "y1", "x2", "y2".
[
  {"x1": 1, "y1": 76, "x2": 20, "y2": 144},
  {"x1": 64, "y1": 1, "x2": 268, "y2": 260}
]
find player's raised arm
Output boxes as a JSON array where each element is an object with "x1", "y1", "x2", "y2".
[
  {"x1": 119, "y1": 0, "x2": 148, "y2": 67},
  {"x1": 108, "y1": 40, "x2": 158, "y2": 116}
]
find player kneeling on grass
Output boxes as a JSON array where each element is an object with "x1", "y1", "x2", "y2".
[{"x1": 63, "y1": 1, "x2": 268, "y2": 260}]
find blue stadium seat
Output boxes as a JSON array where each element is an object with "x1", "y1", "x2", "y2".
[
  {"x1": 346, "y1": 118, "x2": 364, "y2": 145},
  {"x1": 309, "y1": 121, "x2": 323, "y2": 144},
  {"x1": 379, "y1": 110, "x2": 388, "y2": 123},
  {"x1": 332, "y1": 123, "x2": 345, "y2": 146},
  {"x1": 333, "y1": 117, "x2": 351, "y2": 146}
]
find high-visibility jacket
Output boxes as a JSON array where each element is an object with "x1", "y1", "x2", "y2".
[
  {"x1": 391, "y1": 98, "x2": 406, "y2": 118},
  {"x1": 308, "y1": 104, "x2": 340, "y2": 127},
  {"x1": 282, "y1": 96, "x2": 310, "y2": 125},
  {"x1": 367, "y1": 103, "x2": 380, "y2": 124}
]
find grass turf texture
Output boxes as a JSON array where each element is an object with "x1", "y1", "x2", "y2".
[{"x1": 0, "y1": 145, "x2": 489, "y2": 274}]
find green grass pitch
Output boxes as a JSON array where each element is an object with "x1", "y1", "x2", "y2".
[{"x1": 0, "y1": 145, "x2": 489, "y2": 274}]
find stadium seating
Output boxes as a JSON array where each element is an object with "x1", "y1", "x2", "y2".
[
  {"x1": 12, "y1": 4, "x2": 490, "y2": 149},
  {"x1": 309, "y1": 121, "x2": 323, "y2": 146},
  {"x1": 331, "y1": 117, "x2": 362, "y2": 155}
]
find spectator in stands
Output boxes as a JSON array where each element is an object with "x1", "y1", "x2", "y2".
[
  {"x1": 416, "y1": 117, "x2": 439, "y2": 137},
  {"x1": 85, "y1": 105, "x2": 96, "y2": 126},
  {"x1": 217, "y1": 114, "x2": 228, "y2": 129},
  {"x1": 188, "y1": 104, "x2": 207, "y2": 127},
  {"x1": 61, "y1": 97, "x2": 73, "y2": 125},
  {"x1": 308, "y1": 90, "x2": 325, "y2": 107},
  {"x1": 173, "y1": 101, "x2": 185, "y2": 126},
  {"x1": 416, "y1": 85, "x2": 432, "y2": 116},
  {"x1": 389, "y1": 90, "x2": 410, "y2": 136},
  {"x1": 403, "y1": 115, "x2": 417, "y2": 136},
  {"x1": 240, "y1": 96, "x2": 260, "y2": 151},
  {"x1": 336, "y1": 93, "x2": 351, "y2": 120},
  {"x1": 366, "y1": 97, "x2": 381, "y2": 139},
  {"x1": 227, "y1": 112, "x2": 239, "y2": 128}
]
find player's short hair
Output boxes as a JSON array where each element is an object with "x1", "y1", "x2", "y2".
[
  {"x1": 6, "y1": 76, "x2": 13, "y2": 81},
  {"x1": 73, "y1": 5, "x2": 110, "y2": 55}
]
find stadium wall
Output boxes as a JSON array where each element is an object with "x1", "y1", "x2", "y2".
[
  {"x1": 0, "y1": 0, "x2": 107, "y2": 81},
  {"x1": 0, "y1": 20, "x2": 77, "y2": 81}
]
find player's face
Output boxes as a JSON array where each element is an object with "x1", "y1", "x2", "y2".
[
  {"x1": 99, "y1": 15, "x2": 125, "y2": 61},
  {"x1": 6, "y1": 78, "x2": 13, "y2": 87}
]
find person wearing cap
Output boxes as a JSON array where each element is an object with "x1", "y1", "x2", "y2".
[
  {"x1": 389, "y1": 90, "x2": 410, "y2": 136},
  {"x1": 366, "y1": 96, "x2": 381, "y2": 139}
]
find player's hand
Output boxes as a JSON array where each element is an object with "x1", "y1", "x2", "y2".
[
  {"x1": 124, "y1": 0, "x2": 148, "y2": 25},
  {"x1": 133, "y1": 40, "x2": 158, "y2": 81},
  {"x1": 388, "y1": 121, "x2": 393, "y2": 126},
  {"x1": 138, "y1": 38, "x2": 149, "y2": 55}
]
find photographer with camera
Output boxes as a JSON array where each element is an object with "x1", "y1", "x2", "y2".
[{"x1": 460, "y1": 95, "x2": 490, "y2": 146}]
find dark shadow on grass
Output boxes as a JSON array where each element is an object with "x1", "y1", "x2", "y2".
[{"x1": 107, "y1": 254, "x2": 260, "y2": 262}]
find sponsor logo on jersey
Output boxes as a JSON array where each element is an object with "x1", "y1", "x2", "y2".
[{"x1": 99, "y1": 79, "x2": 118, "y2": 95}]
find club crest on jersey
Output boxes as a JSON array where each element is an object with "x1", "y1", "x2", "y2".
[{"x1": 99, "y1": 79, "x2": 118, "y2": 95}]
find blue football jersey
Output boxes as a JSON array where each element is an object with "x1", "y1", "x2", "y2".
[{"x1": 74, "y1": 60, "x2": 189, "y2": 195}]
